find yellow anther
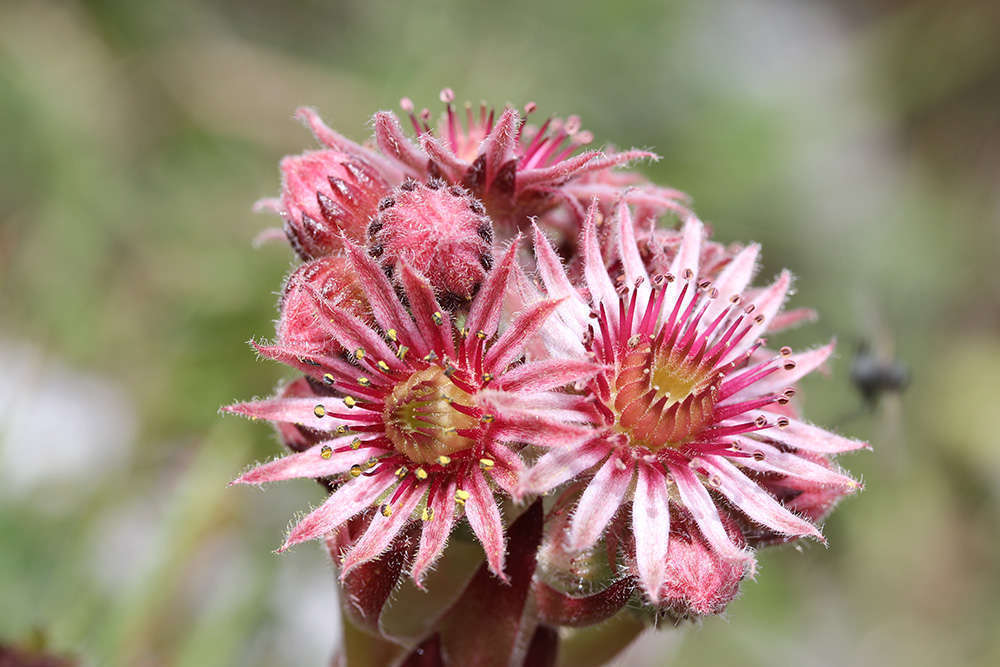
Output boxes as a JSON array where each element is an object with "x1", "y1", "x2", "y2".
[
  {"x1": 354, "y1": 348, "x2": 365, "y2": 360},
  {"x1": 357, "y1": 376, "x2": 371, "y2": 387},
  {"x1": 480, "y1": 413, "x2": 495, "y2": 424},
  {"x1": 381, "y1": 504, "x2": 393, "y2": 517},
  {"x1": 476, "y1": 330, "x2": 486, "y2": 340},
  {"x1": 377, "y1": 360, "x2": 391, "y2": 372},
  {"x1": 364, "y1": 459, "x2": 377, "y2": 469},
  {"x1": 421, "y1": 506, "x2": 435, "y2": 521},
  {"x1": 387, "y1": 328, "x2": 398, "y2": 342},
  {"x1": 395, "y1": 466, "x2": 408, "y2": 478},
  {"x1": 455, "y1": 489, "x2": 471, "y2": 504},
  {"x1": 481, "y1": 373, "x2": 493, "y2": 384},
  {"x1": 343, "y1": 396, "x2": 358, "y2": 408},
  {"x1": 350, "y1": 437, "x2": 362, "y2": 450},
  {"x1": 313, "y1": 404, "x2": 326, "y2": 418},
  {"x1": 479, "y1": 458, "x2": 495, "y2": 470},
  {"x1": 396, "y1": 345, "x2": 409, "y2": 360},
  {"x1": 336, "y1": 425, "x2": 349, "y2": 435},
  {"x1": 432, "y1": 311, "x2": 443, "y2": 325},
  {"x1": 415, "y1": 468, "x2": 428, "y2": 480},
  {"x1": 423, "y1": 351, "x2": 439, "y2": 362},
  {"x1": 436, "y1": 455, "x2": 452, "y2": 465},
  {"x1": 349, "y1": 464, "x2": 362, "y2": 477},
  {"x1": 320, "y1": 445, "x2": 333, "y2": 459},
  {"x1": 323, "y1": 373, "x2": 335, "y2": 385}
]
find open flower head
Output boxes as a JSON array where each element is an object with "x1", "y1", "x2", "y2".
[
  {"x1": 225, "y1": 239, "x2": 598, "y2": 586},
  {"x1": 518, "y1": 202, "x2": 865, "y2": 606}
]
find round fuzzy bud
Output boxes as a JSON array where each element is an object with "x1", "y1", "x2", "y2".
[
  {"x1": 367, "y1": 180, "x2": 494, "y2": 308},
  {"x1": 652, "y1": 509, "x2": 746, "y2": 619},
  {"x1": 277, "y1": 255, "x2": 368, "y2": 355},
  {"x1": 280, "y1": 150, "x2": 389, "y2": 259}
]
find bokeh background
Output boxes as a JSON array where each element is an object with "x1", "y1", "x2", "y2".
[{"x1": 2, "y1": 0, "x2": 999, "y2": 665}]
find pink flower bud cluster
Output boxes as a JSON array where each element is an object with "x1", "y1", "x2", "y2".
[{"x1": 226, "y1": 91, "x2": 866, "y2": 656}]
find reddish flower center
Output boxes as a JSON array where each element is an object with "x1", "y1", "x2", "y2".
[
  {"x1": 383, "y1": 367, "x2": 477, "y2": 464},
  {"x1": 611, "y1": 338, "x2": 719, "y2": 451}
]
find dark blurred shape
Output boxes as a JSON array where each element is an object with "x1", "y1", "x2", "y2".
[{"x1": 851, "y1": 339, "x2": 910, "y2": 408}]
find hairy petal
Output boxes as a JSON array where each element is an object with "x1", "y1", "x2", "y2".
[
  {"x1": 518, "y1": 440, "x2": 610, "y2": 498},
  {"x1": 497, "y1": 358, "x2": 603, "y2": 392},
  {"x1": 568, "y1": 456, "x2": 634, "y2": 551},
  {"x1": 484, "y1": 298, "x2": 564, "y2": 374},
  {"x1": 632, "y1": 464, "x2": 672, "y2": 602},
  {"x1": 412, "y1": 478, "x2": 458, "y2": 588},
  {"x1": 698, "y1": 455, "x2": 823, "y2": 541},
  {"x1": 731, "y1": 436, "x2": 860, "y2": 489},
  {"x1": 232, "y1": 439, "x2": 374, "y2": 485},
  {"x1": 341, "y1": 482, "x2": 424, "y2": 577},
  {"x1": 222, "y1": 398, "x2": 345, "y2": 432},
  {"x1": 466, "y1": 239, "x2": 519, "y2": 337},
  {"x1": 463, "y1": 471, "x2": 508, "y2": 580},
  {"x1": 282, "y1": 469, "x2": 397, "y2": 550},
  {"x1": 703, "y1": 243, "x2": 759, "y2": 323},
  {"x1": 669, "y1": 462, "x2": 749, "y2": 563},
  {"x1": 746, "y1": 412, "x2": 871, "y2": 453}
]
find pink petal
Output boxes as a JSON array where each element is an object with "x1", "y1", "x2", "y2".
[
  {"x1": 581, "y1": 202, "x2": 617, "y2": 315},
  {"x1": 463, "y1": 471, "x2": 508, "y2": 580},
  {"x1": 478, "y1": 106, "x2": 519, "y2": 188},
  {"x1": 516, "y1": 151, "x2": 597, "y2": 190},
  {"x1": 744, "y1": 411, "x2": 870, "y2": 453},
  {"x1": 485, "y1": 442, "x2": 525, "y2": 497},
  {"x1": 484, "y1": 298, "x2": 564, "y2": 374},
  {"x1": 668, "y1": 462, "x2": 749, "y2": 563},
  {"x1": 222, "y1": 397, "x2": 345, "y2": 432},
  {"x1": 497, "y1": 358, "x2": 602, "y2": 392},
  {"x1": 252, "y1": 342, "x2": 356, "y2": 382},
  {"x1": 632, "y1": 464, "x2": 672, "y2": 602},
  {"x1": 466, "y1": 238, "x2": 518, "y2": 338},
  {"x1": 728, "y1": 342, "x2": 834, "y2": 401},
  {"x1": 397, "y1": 262, "x2": 455, "y2": 360},
  {"x1": 412, "y1": 478, "x2": 458, "y2": 588},
  {"x1": 313, "y1": 293, "x2": 403, "y2": 370},
  {"x1": 696, "y1": 455, "x2": 823, "y2": 541},
  {"x1": 568, "y1": 456, "x2": 634, "y2": 552},
  {"x1": 294, "y1": 107, "x2": 406, "y2": 182},
  {"x1": 282, "y1": 468, "x2": 397, "y2": 550},
  {"x1": 661, "y1": 216, "x2": 704, "y2": 324},
  {"x1": 419, "y1": 134, "x2": 467, "y2": 182},
  {"x1": 703, "y1": 243, "x2": 759, "y2": 324},
  {"x1": 232, "y1": 439, "x2": 375, "y2": 485},
  {"x1": 341, "y1": 482, "x2": 424, "y2": 578},
  {"x1": 344, "y1": 242, "x2": 427, "y2": 355},
  {"x1": 767, "y1": 307, "x2": 817, "y2": 333},
  {"x1": 485, "y1": 402, "x2": 595, "y2": 449},
  {"x1": 532, "y1": 223, "x2": 578, "y2": 305},
  {"x1": 731, "y1": 436, "x2": 861, "y2": 489},
  {"x1": 616, "y1": 199, "x2": 650, "y2": 294},
  {"x1": 372, "y1": 111, "x2": 427, "y2": 173},
  {"x1": 519, "y1": 440, "x2": 610, "y2": 497},
  {"x1": 252, "y1": 197, "x2": 282, "y2": 214}
]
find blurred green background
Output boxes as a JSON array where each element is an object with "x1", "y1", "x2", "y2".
[{"x1": 1, "y1": 0, "x2": 998, "y2": 665}]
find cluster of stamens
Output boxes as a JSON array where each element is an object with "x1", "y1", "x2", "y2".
[
  {"x1": 302, "y1": 316, "x2": 507, "y2": 517},
  {"x1": 587, "y1": 274, "x2": 796, "y2": 461}
]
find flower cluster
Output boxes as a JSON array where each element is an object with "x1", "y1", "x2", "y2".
[{"x1": 226, "y1": 91, "x2": 865, "y2": 628}]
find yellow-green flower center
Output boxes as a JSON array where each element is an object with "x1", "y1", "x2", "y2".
[
  {"x1": 384, "y1": 367, "x2": 477, "y2": 464},
  {"x1": 612, "y1": 340, "x2": 718, "y2": 451}
]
